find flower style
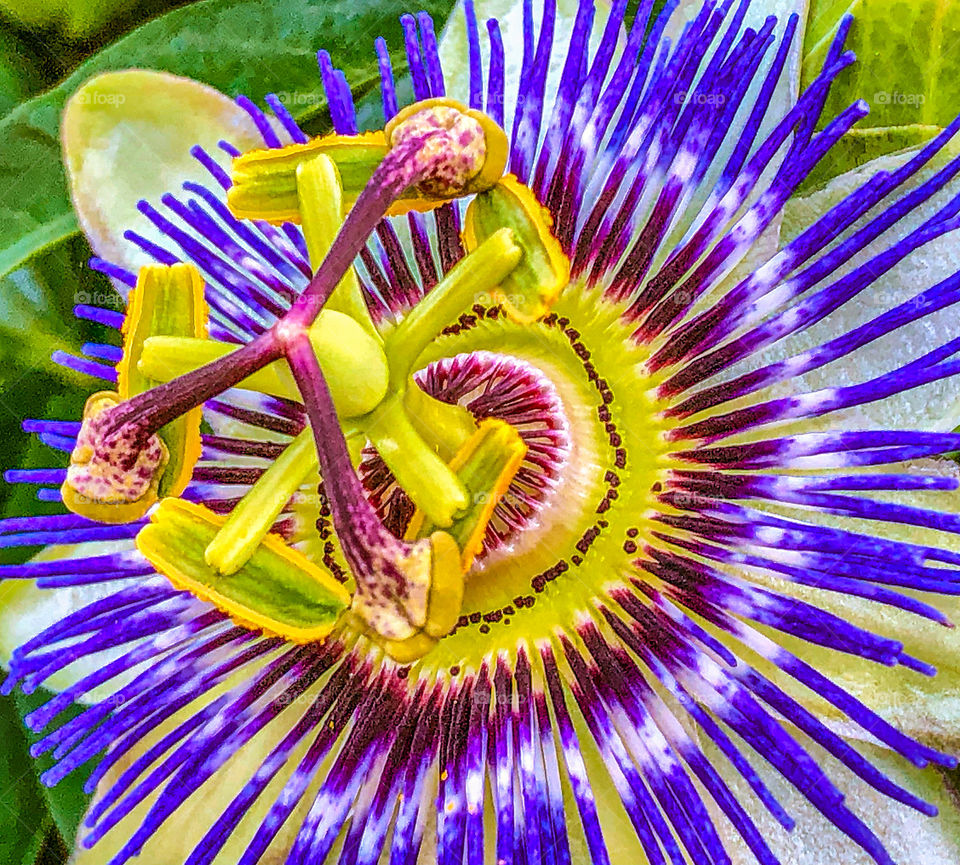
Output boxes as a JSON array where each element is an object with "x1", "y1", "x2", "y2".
[{"x1": 5, "y1": 0, "x2": 960, "y2": 863}]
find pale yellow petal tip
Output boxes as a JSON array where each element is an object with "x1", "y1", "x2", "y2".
[
  {"x1": 138, "y1": 498, "x2": 351, "y2": 643},
  {"x1": 63, "y1": 71, "x2": 264, "y2": 273}
]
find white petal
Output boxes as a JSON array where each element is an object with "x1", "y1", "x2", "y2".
[
  {"x1": 69, "y1": 659, "x2": 331, "y2": 865},
  {"x1": 739, "y1": 458, "x2": 960, "y2": 754},
  {"x1": 63, "y1": 70, "x2": 265, "y2": 282},
  {"x1": 706, "y1": 734, "x2": 960, "y2": 865},
  {"x1": 735, "y1": 139, "x2": 960, "y2": 431},
  {"x1": 0, "y1": 541, "x2": 142, "y2": 699}
]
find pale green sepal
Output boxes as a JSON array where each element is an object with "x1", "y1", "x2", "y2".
[
  {"x1": 764, "y1": 140, "x2": 960, "y2": 432},
  {"x1": 0, "y1": 542, "x2": 143, "y2": 700},
  {"x1": 705, "y1": 734, "x2": 960, "y2": 865},
  {"x1": 741, "y1": 459, "x2": 960, "y2": 755},
  {"x1": 71, "y1": 649, "x2": 333, "y2": 865}
]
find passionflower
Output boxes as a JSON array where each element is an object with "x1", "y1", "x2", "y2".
[{"x1": 6, "y1": 0, "x2": 960, "y2": 862}]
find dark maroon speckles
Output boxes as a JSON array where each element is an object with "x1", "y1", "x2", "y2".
[
  {"x1": 575, "y1": 525, "x2": 602, "y2": 555},
  {"x1": 623, "y1": 540, "x2": 637, "y2": 554}
]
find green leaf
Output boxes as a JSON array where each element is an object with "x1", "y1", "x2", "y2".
[
  {"x1": 800, "y1": 0, "x2": 960, "y2": 189},
  {"x1": 11, "y1": 688, "x2": 91, "y2": 849},
  {"x1": 0, "y1": 0, "x2": 140, "y2": 39},
  {"x1": 0, "y1": 690, "x2": 50, "y2": 864},
  {"x1": 0, "y1": 26, "x2": 44, "y2": 116},
  {"x1": 0, "y1": 236, "x2": 119, "y2": 536},
  {"x1": 0, "y1": 683, "x2": 90, "y2": 863},
  {"x1": 0, "y1": 0, "x2": 458, "y2": 281}
]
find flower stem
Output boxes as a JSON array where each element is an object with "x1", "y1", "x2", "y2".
[
  {"x1": 283, "y1": 330, "x2": 385, "y2": 553},
  {"x1": 102, "y1": 330, "x2": 283, "y2": 443}
]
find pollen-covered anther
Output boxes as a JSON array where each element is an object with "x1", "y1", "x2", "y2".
[
  {"x1": 62, "y1": 391, "x2": 168, "y2": 524},
  {"x1": 390, "y1": 106, "x2": 485, "y2": 196},
  {"x1": 385, "y1": 97, "x2": 508, "y2": 198},
  {"x1": 350, "y1": 530, "x2": 464, "y2": 663},
  {"x1": 464, "y1": 175, "x2": 570, "y2": 322}
]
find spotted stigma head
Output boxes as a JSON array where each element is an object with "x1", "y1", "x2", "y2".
[{"x1": 62, "y1": 391, "x2": 168, "y2": 524}]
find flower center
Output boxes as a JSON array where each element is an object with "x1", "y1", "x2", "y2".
[{"x1": 357, "y1": 289, "x2": 675, "y2": 673}]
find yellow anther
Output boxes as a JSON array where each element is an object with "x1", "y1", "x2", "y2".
[
  {"x1": 137, "y1": 499, "x2": 351, "y2": 643},
  {"x1": 118, "y1": 263, "x2": 206, "y2": 499},
  {"x1": 227, "y1": 131, "x2": 388, "y2": 224},
  {"x1": 463, "y1": 174, "x2": 570, "y2": 322}
]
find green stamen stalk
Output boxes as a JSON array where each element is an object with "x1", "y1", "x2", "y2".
[
  {"x1": 362, "y1": 395, "x2": 470, "y2": 527},
  {"x1": 384, "y1": 228, "x2": 521, "y2": 387},
  {"x1": 297, "y1": 153, "x2": 380, "y2": 339},
  {"x1": 203, "y1": 428, "x2": 318, "y2": 576}
]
